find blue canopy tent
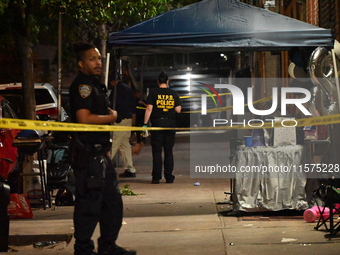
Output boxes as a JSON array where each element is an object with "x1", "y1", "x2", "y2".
[
  {"x1": 108, "y1": 0, "x2": 337, "y2": 213},
  {"x1": 108, "y1": 0, "x2": 333, "y2": 55}
]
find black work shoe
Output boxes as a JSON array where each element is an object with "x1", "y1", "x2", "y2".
[
  {"x1": 119, "y1": 170, "x2": 136, "y2": 178},
  {"x1": 99, "y1": 245, "x2": 136, "y2": 255},
  {"x1": 166, "y1": 176, "x2": 175, "y2": 183},
  {"x1": 151, "y1": 179, "x2": 160, "y2": 184}
]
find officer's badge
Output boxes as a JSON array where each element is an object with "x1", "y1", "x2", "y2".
[{"x1": 79, "y1": 84, "x2": 92, "y2": 98}]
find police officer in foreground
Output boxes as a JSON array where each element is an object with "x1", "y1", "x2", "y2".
[{"x1": 69, "y1": 42, "x2": 136, "y2": 255}]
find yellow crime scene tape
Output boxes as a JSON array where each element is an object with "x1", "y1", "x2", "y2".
[
  {"x1": 1, "y1": 93, "x2": 338, "y2": 132},
  {"x1": 179, "y1": 92, "x2": 231, "y2": 99},
  {"x1": 0, "y1": 118, "x2": 184, "y2": 132},
  {"x1": 1, "y1": 113, "x2": 340, "y2": 132}
]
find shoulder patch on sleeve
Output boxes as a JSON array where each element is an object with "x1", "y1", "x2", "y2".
[{"x1": 79, "y1": 84, "x2": 92, "y2": 98}]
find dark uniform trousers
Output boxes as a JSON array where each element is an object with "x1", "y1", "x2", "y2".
[
  {"x1": 150, "y1": 129, "x2": 176, "y2": 182},
  {"x1": 72, "y1": 145, "x2": 123, "y2": 254}
]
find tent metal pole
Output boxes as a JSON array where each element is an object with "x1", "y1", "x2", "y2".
[
  {"x1": 57, "y1": 6, "x2": 66, "y2": 122},
  {"x1": 331, "y1": 49, "x2": 340, "y2": 112},
  {"x1": 105, "y1": 53, "x2": 110, "y2": 90}
]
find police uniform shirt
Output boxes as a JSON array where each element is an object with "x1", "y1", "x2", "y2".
[
  {"x1": 69, "y1": 71, "x2": 110, "y2": 145},
  {"x1": 146, "y1": 87, "x2": 181, "y2": 123}
]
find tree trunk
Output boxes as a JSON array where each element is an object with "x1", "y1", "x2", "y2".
[
  {"x1": 10, "y1": 1, "x2": 36, "y2": 120},
  {"x1": 18, "y1": 37, "x2": 36, "y2": 120},
  {"x1": 95, "y1": 23, "x2": 108, "y2": 85}
]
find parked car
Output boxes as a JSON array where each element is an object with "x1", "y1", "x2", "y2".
[
  {"x1": 0, "y1": 95, "x2": 19, "y2": 180},
  {"x1": 0, "y1": 83, "x2": 68, "y2": 121},
  {"x1": 0, "y1": 96, "x2": 24, "y2": 250}
]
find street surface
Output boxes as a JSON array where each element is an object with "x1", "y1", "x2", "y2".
[{"x1": 6, "y1": 132, "x2": 340, "y2": 254}]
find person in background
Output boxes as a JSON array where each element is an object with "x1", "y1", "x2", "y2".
[
  {"x1": 132, "y1": 89, "x2": 147, "y2": 155},
  {"x1": 109, "y1": 76, "x2": 137, "y2": 178},
  {"x1": 143, "y1": 71, "x2": 182, "y2": 184},
  {"x1": 69, "y1": 42, "x2": 136, "y2": 255}
]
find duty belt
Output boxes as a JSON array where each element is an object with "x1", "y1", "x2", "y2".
[{"x1": 73, "y1": 139, "x2": 111, "y2": 155}]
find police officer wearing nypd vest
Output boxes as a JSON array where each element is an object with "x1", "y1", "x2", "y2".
[
  {"x1": 143, "y1": 71, "x2": 182, "y2": 184},
  {"x1": 69, "y1": 42, "x2": 136, "y2": 255}
]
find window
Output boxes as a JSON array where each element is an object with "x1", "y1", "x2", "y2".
[{"x1": 1, "y1": 100, "x2": 17, "y2": 119}]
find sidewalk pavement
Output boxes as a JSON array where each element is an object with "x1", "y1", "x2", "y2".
[{"x1": 4, "y1": 133, "x2": 340, "y2": 254}]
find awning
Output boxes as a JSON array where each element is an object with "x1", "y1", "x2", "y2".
[{"x1": 108, "y1": 0, "x2": 334, "y2": 55}]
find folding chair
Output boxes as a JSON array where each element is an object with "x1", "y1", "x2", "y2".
[
  {"x1": 45, "y1": 132, "x2": 75, "y2": 207},
  {"x1": 313, "y1": 179, "x2": 340, "y2": 237}
]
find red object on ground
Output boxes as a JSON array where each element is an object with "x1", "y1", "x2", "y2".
[{"x1": 7, "y1": 193, "x2": 33, "y2": 219}]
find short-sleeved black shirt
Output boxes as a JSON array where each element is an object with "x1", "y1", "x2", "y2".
[
  {"x1": 69, "y1": 71, "x2": 110, "y2": 145},
  {"x1": 145, "y1": 87, "x2": 181, "y2": 122},
  {"x1": 109, "y1": 81, "x2": 136, "y2": 119}
]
